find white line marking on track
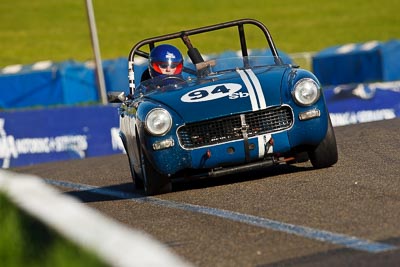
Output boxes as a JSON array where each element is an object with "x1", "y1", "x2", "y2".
[
  {"x1": 45, "y1": 179, "x2": 398, "y2": 254},
  {"x1": 0, "y1": 171, "x2": 191, "y2": 267}
]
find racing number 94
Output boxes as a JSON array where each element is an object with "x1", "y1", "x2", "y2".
[
  {"x1": 181, "y1": 83, "x2": 244, "y2": 103},
  {"x1": 188, "y1": 85, "x2": 228, "y2": 100}
]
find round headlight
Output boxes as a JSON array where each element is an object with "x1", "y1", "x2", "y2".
[
  {"x1": 145, "y1": 108, "x2": 172, "y2": 136},
  {"x1": 293, "y1": 78, "x2": 320, "y2": 106}
]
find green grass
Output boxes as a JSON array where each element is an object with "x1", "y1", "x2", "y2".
[
  {"x1": 0, "y1": 193, "x2": 109, "y2": 267},
  {"x1": 0, "y1": 0, "x2": 399, "y2": 68}
]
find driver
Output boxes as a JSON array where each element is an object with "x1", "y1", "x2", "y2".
[{"x1": 149, "y1": 44, "x2": 183, "y2": 78}]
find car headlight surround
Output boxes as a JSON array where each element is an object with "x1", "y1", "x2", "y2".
[
  {"x1": 292, "y1": 78, "x2": 320, "y2": 106},
  {"x1": 145, "y1": 108, "x2": 172, "y2": 136}
]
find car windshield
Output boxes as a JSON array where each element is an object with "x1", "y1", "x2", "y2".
[{"x1": 134, "y1": 55, "x2": 290, "y2": 96}]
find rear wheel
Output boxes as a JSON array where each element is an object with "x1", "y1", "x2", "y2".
[
  {"x1": 138, "y1": 142, "x2": 172, "y2": 196},
  {"x1": 308, "y1": 117, "x2": 338, "y2": 169}
]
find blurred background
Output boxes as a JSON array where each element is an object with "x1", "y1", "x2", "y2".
[{"x1": 1, "y1": 0, "x2": 399, "y2": 67}]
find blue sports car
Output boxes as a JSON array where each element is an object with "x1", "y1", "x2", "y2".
[{"x1": 110, "y1": 19, "x2": 338, "y2": 195}]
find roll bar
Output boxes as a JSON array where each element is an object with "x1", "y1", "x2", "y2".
[{"x1": 127, "y1": 18, "x2": 283, "y2": 94}]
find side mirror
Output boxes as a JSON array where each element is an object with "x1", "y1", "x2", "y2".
[{"x1": 107, "y1": 91, "x2": 126, "y2": 103}]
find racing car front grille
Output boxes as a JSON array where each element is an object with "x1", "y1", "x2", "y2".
[{"x1": 178, "y1": 106, "x2": 293, "y2": 149}]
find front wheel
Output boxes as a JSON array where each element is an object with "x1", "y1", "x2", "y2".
[
  {"x1": 138, "y1": 144, "x2": 172, "y2": 196},
  {"x1": 127, "y1": 151, "x2": 144, "y2": 190},
  {"x1": 121, "y1": 136, "x2": 143, "y2": 190},
  {"x1": 308, "y1": 117, "x2": 338, "y2": 169}
]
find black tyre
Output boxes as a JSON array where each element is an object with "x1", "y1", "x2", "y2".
[
  {"x1": 127, "y1": 154, "x2": 143, "y2": 190},
  {"x1": 123, "y1": 138, "x2": 143, "y2": 189},
  {"x1": 138, "y1": 143, "x2": 172, "y2": 196},
  {"x1": 308, "y1": 117, "x2": 338, "y2": 169},
  {"x1": 130, "y1": 162, "x2": 144, "y2": 190}
]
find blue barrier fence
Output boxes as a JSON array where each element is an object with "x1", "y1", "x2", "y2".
[
  {"x1": 313, "y1": 40, "x2": 400, "y2": 86},
  {"x1": 0, "y1": 61, "x2": 100, "y2": 109}
]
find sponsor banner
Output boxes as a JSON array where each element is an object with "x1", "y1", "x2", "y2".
[
  {"x1": 0, "y1": 105, "x2": 124, "y2": 168},
  {"x1": 324, "y1": 81, "x2": 400, "y2": 127}
]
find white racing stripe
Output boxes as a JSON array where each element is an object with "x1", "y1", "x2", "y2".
[
  {"x1": 237, "y1": 69, "x2": 267, "y2": 111},
  {"x1": 237, "y1": 69, "x2": 259, "y2": 111},
  {"x1": 238, "y1": 69, "x2": 270, "y2": 158},
  {"x1": 245, "y1": 69, "x2": 267, "y2": 109}
]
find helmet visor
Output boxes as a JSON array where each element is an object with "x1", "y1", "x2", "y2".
[
  {"x1": 153, "y1": 61, "x2": 181, "y2": 69},
  {"x1": 152, "y1": 61, "x2": 183, "y2": 75}
]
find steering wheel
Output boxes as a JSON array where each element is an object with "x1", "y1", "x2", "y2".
[{"x1": 161, "y1": 75, "x2": 186, "y2": 83}]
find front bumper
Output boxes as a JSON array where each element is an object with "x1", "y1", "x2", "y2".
[{"x1": 144, "y1": 103, "x2": 329, "y2": 177}]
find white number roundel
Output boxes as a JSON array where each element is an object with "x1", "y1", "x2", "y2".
[{"x1": 181, "y1": 83, "x2": 242, "y2": 103}]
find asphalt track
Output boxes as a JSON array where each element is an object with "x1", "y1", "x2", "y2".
[{"x1": 13, "y1": 118, "x2": 400, "y2": 267}]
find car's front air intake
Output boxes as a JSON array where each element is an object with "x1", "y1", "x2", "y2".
[{"x1": 178, "y1": 106, "x2": 293, "y2": 149}]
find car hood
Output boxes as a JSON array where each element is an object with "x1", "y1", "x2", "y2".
[{"x1": 143, "y1": 67, "x2": 289, "y2": 123}]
